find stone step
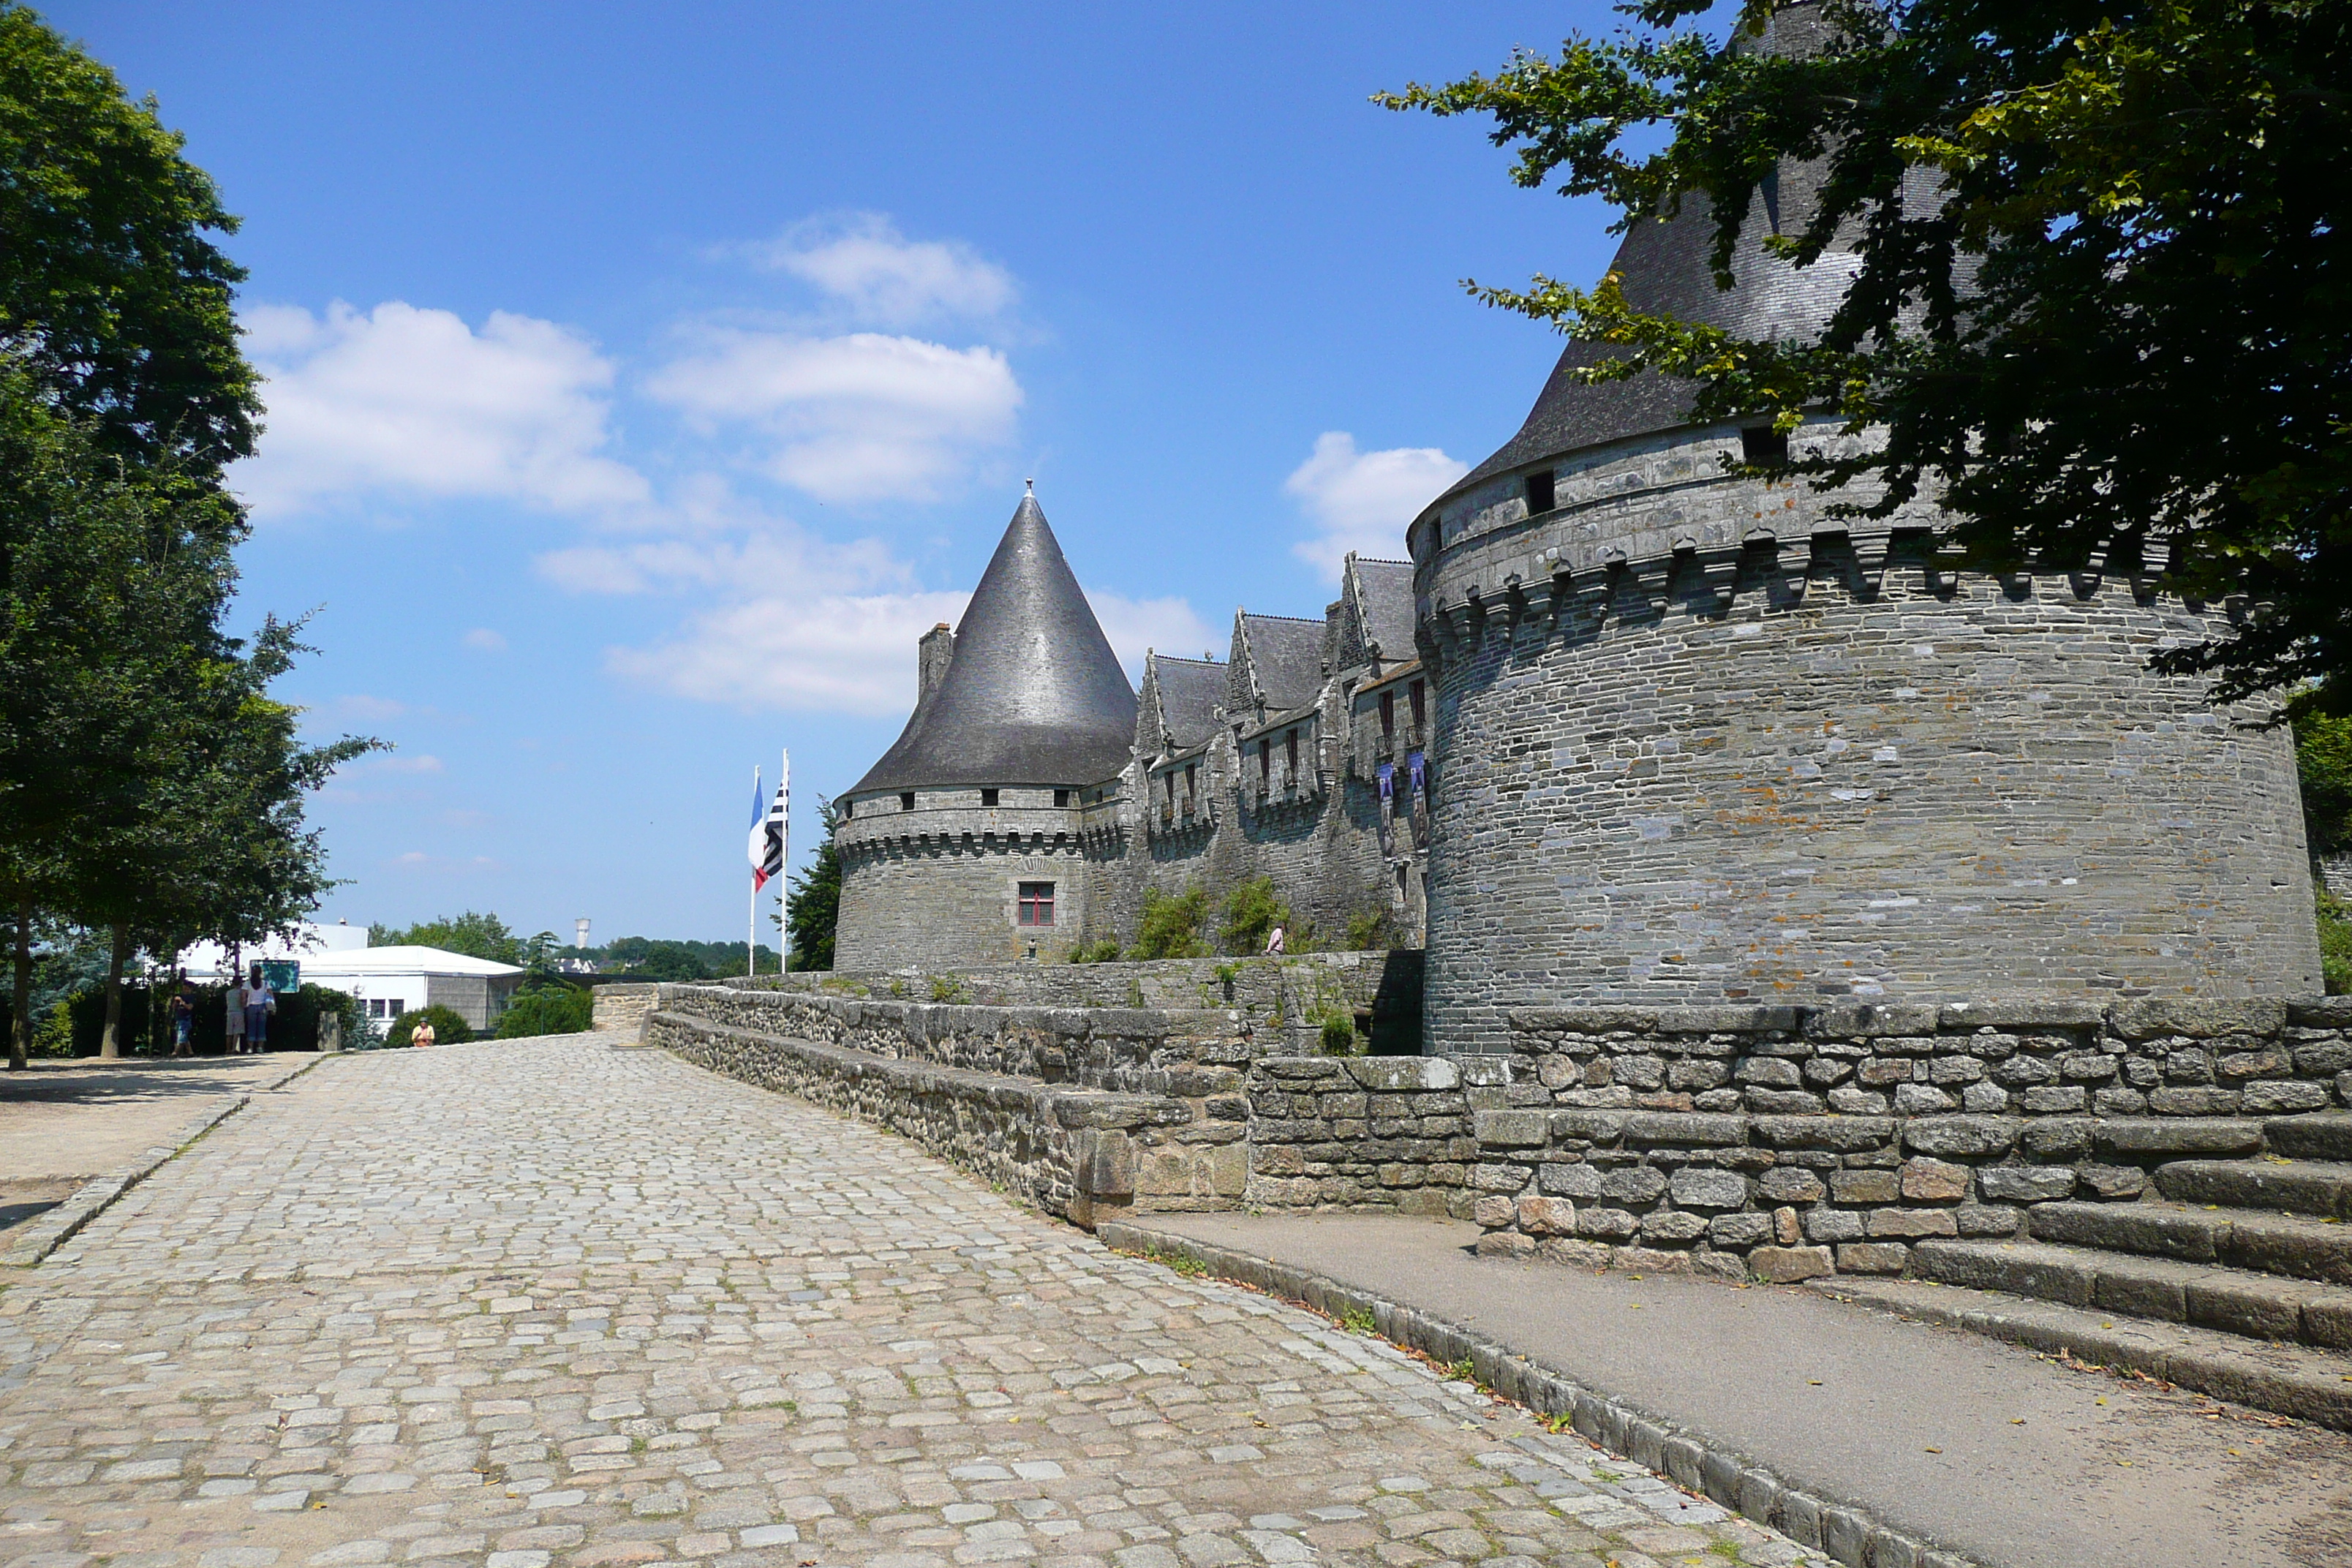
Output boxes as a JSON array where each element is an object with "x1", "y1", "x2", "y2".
[
  {"x1": 1908, "y1": 1237, "x2": 2352, "y2": 1349},
  {"x1": 2156, "y1": 1158, "x2": 2352, "y2": 1218},
  {"x1": 1811, "y1": 1272, "x2": 2352, "y2": 1432},
  {"x1": 2027, "y1": 1199, "x2": 2352, "y2": 1286},
  {"x1": 2267, "y1": 1114, "x2": 2352, "y2": 1163}
]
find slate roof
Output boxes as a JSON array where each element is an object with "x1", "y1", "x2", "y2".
[
  {"x1": 1235, "y1": 613, "x2": 1324, "y2": 714},
  {"x1": 1350, "y1": 557, "x2": 1416, "y2": 661},
  {"x1": 852, "y1": 493, "x2": 1138, "y2": 792},
  {"x1": 1433, "y1": 7, "x2": 1863, "y2": 506},
  {"x1": 1147, "y1": 655, "x2": 1226, "y2": 753}
]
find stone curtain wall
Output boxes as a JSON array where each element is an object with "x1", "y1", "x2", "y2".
[
  {"x1": 740, "y1": 950, "x2": 1423, "y2": 1056},
  {"x1": 1469, "y1": 998, "x2": 2352, "y2": 1277},
  {"x1": 589, "y1": 982, "x2": 657, "y2": 1038},
  {"x1": 649, "y1": 987, "x2": 1253, "y2": 1224}
]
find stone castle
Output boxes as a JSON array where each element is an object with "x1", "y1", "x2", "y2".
[
  {"x1": 833, "y1": 487, "x2": 1428, "y2": 968},
  {"x1": 832, "y1": 77, "x2": 2322, "y2": 1029}
]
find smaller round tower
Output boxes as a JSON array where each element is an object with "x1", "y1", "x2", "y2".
[{"x1": 833, "y1": 490, "x2": 1137, "y2": 968}]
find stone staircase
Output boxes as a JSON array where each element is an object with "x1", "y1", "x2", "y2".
[{"x1": 1821, "y1": 1115, "x2": 2352, "y2": 1431}]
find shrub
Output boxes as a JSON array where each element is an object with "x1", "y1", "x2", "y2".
[
  {"x1": 1318, "y1": 1008, "x2": 1358, "y2": 1055},
  {"x1": 497, "y1": 981, "x2": 594, "y2": 1038},
  {"x1": 387, "y1": 1003, "x2": 472, "y2": 1047},
  {"x1": 1132, "y1": 886, "x2": 1210, "y2": 960},
  {"x1": 928, "y1": 976, "x2": 968, "y2": 1003},
  {"x1": 1219, "y1": 877, "x2": 1290, "y2": 956},
  {"x1": 2322, "y1": 894, "x2": 2352, "y2": 996},
  {"x1": 1067, "y1": 939, "x2": 1121, "y2": 963},
  {"x1": 1345, "y1": 907, "x2": 1397, "y2": 951}
]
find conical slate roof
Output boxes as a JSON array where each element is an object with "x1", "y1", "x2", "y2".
[
  {"x1": 852, "y1": 492, "x2": 1137, "y2": 793},
  {"x1": 1432, "y1": 7, "x2": 1860, "y2": 506}
]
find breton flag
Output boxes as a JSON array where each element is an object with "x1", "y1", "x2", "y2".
[{"x1": 748, "y1": 766, "x2": 786, "y2": 892}]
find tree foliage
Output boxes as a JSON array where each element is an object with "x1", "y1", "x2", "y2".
[
  {"x1": 0, "y1": 1, "x2": 257, "y2": 470},
  {"x1": 497, "y1": 981, "x2": 594, "y2": 1039},
  {"x1": 1131, "y1": 886, "x2": 1210, "y2": 960},
  {"x1": 1382, "y1": 0, "x2": 2352, "y2": 712},
  {"x1": 372, "y1": 911, "x2": 530, "y2": 966},
  {"x1": 785, "y1": 796, "x2": 843, "y2": 971}
]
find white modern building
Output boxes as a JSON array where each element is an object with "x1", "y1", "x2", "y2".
[{"x1": 178, "y1": 923, "x2": 524, "y2": 1035}]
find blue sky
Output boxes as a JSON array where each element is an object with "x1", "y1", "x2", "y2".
[{"x1": 50, "y1": 1, "x2": 1626, "y2": 947}]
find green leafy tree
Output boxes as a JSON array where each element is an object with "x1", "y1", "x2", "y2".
[
  {"x1": 0, "y1": 2, "x2": 258, "y2": 471},
  {"x1": 497, "y1": 981, "x2": 594, "y2": 1039},
  {"x1": 1131, "y1": 886, "x2": 1210, "y2": 960},
  {"x1": 372, "y1": 911, "x2": 527, "y2": 966},
  {"x1": 601, "y1": 937, "x2": 712, "y2": 981},
  {"x1": 785, "y1": 796, "x2": 843, "y2": 971},
  {"x1": 1382, "y1": 0, "x2": 2352, "y2": 714}
]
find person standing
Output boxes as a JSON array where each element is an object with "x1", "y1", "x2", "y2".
[
  {"x1": 411, "y1": 1017, "x2": 435, "y2": 1049},
  {"x1": 169, "y1": 981, "x2": 195, "y2": 1058},
  {"x1": 222, "y1": 970, "x2": 246, "y2": 1055},
  {"x1": 244, "y1": 965, "x2": 273, "y2": 1052}
]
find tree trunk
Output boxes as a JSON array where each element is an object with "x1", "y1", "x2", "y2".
[
  {"x1": 10, "y1": 896, "x2": 31, "y2": 1072},
  {"x1": 99, "y1": 923, "x2": 129, "y2": 1059}
]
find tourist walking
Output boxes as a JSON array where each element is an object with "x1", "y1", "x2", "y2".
[
  {"x1": 222, "y1": 972, "x2": 246, "y2": 1054},
  {"x1": 169, "y1": 981, "x2": 195, "y2": 1058},
  {"x1": 1263, "y1": 924, "x2": 1286, "y2": 955},
  {"x1": 244, "y1": 965, "x2": 274, "y2": 1052}
]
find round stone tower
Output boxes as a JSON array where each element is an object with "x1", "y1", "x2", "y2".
[
  {"x1": 1409, "y1": 169, "x2": 2320, "y2": 1047},
  {"x1": 834, "y1": 490, "x2": 1137, "y2": 968}
]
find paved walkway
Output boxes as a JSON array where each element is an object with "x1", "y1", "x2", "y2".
[
  {"x1": 0, "y1": 1036, "x2": 1823, "y2": 1568},
  {"x1": 1125, "y1": 1212, "x2": 2352, "y2": 1568},
  {"x1": 0, "y1": 1053, "x2": 307, "y2": 1245}
]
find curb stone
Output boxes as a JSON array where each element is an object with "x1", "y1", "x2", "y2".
[
  {"x1": 3, "y1": 1052, "x2": 333, "y2": 1268},
  {"x1": 1098, "y1": 1216, "x2": 1981, "y2": 1568}
]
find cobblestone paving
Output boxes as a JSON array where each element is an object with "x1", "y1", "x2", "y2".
[{"x1": 1, "y1": 1035, "x2": 1828, "y2": 1568}]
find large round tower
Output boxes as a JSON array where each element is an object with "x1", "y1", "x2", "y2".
[
  {"x1": 1409, "y1": 176, "x2": 2320, "y2": 1048},
  {"x1": 834, "y1": 490, "x2": 1137, "y2": 968}
]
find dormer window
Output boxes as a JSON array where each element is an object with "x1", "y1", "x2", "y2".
[
  {"x1": 1525, "y1": 469, "x2": 1556, "y2": 514},
  {"x1": 1741, "y1": 426, "x2": 1789, "y2": 467}
]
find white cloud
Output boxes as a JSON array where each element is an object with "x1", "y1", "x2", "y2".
[
  {"x1": 608, "y1": 589, "x2": 973, "y2": 715},
  {"x1": 235, "y1": 301, "x2": 649, "y2": 521},
  {"x1": 754, "y1": 213, "x2": 1015, "y2": 328},
  {"x1": 370, "y1": 754, "x2": 445, "y2": 774},
  {"x1": 647, "y1": 328, "x2": 1022, "y2": 505},
  {"x1": 462, "y1": 628, "x2": 508, "y2": 653},
  {"x1": 1284, "y1": 431, "x2": 1466, "y2": 580},
  {"x1": 1086, "y1": 590, "x2": 1221, "y2": 679},
  {"x1": 535, "y1": 525, "x2": 900, "y2": 599}
]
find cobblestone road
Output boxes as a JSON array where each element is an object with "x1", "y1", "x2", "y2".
[{"x1": 1, "y1": 1035, "x2": 1826, "y2": 1568}]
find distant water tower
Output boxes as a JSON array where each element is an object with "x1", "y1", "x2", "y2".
[{"x1": 575, "y1": 918, "x2": 591, "y2": 949}]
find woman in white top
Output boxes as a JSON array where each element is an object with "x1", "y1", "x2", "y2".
[{"x1": 222, "y1": 976, "x2": 246, "y2": 1053}]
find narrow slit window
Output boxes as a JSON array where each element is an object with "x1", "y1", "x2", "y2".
[
  {"x1": 1525, "y1": 468, "x2": 1556, "y2": 514},
  {"x1": 1380, "y1": 690, "x2": 1395, "y2": 742},
  {"x1": 1259, "y1": 738, "x2": 1271, "y2": 783},
  {"x1": 1286, "y1": 728, "x2": 1299, "y2": 777},
  {"x1": 900, "y1": 791, "x2": 916, "y2": 813},
  {"x1": 1741, "y1": 426, "x2": 1789, "y2": 467},
  {"x1": 1185, "y1": 762, "x2": 1196, "y2": 798},
  {"x1": 1409, "y1": 679, "x2": 1425, "y2": 730},
  {"x1": 1017, "y1": 881, "x2": 1055, "y2": 926}
]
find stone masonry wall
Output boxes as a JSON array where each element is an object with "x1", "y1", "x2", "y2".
[
  {"x1": 1469, "y1": 996, "x2": 2352, "y2": 1278},
  {"x1": 1245, "y1": 1055, "x2": 1484, "y2": 1218},
  {"x1": 836, "y1": 831, "x2": 1090, "y2": 968},
  {"x1": 653, "y1": 1010, "x2": 1211, "y2": 1227},
  {"x1": 1413, "y1": 421, "x2": 2320, "y2": 1043},
  {"x1": 741, "y1": 951, "x2": 1423, "y2": 1056}
]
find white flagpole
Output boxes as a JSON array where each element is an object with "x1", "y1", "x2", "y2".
[
  {"x1": 747, "y1": 764, "x2": 758, "y2": 978},
  {"x1": 790, "y1": 747, "x2": 799, "y2": 968}
]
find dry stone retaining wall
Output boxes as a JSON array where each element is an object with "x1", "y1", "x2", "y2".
[{"x1": 1469, "y1": 996, "x2": 2352, "y2": 1277}]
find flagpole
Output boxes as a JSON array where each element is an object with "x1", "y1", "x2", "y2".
[
  {"x1": 780, "y1": 749, "x2": 791, "y2": 971},
  {"x1": 747, "y1": 764, "x2": 758, "y2": 978}
]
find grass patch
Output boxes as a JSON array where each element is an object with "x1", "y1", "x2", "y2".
[{"x1": 1338, "y1": 1304, "x2": 1377, "y2": 1335}]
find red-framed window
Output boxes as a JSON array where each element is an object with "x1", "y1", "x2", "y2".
[{"x1": 1017, "y1": 881, "x2": 1055, "y2": 926}]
